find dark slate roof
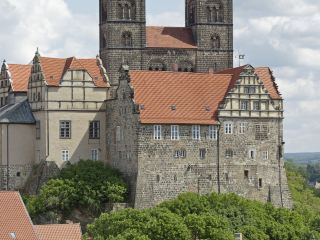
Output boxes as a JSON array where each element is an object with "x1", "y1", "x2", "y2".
[{"x1": 0, "y1": 100, "x2": 36, "y2": 124}]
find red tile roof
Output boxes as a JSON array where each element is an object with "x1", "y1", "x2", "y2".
[
  {"x1": 146, "y1": 26, "x2": 197, "y2": 49},
  {"x1": 0, "y1": 191, "x2": 38, "y2": 240},
  {"x1": 130, "y1": 71, "x2": 233, "y2": 125},
  {"x1": 217, "y1": 65, "x2": 282, "y2": 100},
  {"x1": 255, "y1": 67, "x2": 282, "y2": 100},
  {"x1": 130, "y1": 66, "x2": 282, "y2": 124},
  {"x1": 8, "y1": 64, "x2": 32, "y2": 92},
  {"x1": 39, "y1": 57, "x2": 108, "y2": 88},
  {"x1": 0, "y1": 192, "x2": 82, "y2": 240},
  {"x1": 34, "y1": 224, "x2": 82, "y2": 240}
]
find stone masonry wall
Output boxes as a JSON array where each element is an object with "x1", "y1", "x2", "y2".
[
  {"x1": 135, "y1": 124, "x2": 219, "y2": 208},
  {"x1": 218, "y1": 117, "x2": 292, "y2": 208},
  {"x1": 105, "y1": 70, "x2": 141, "y2": 204},
  {"x1": 0, "y1": 164, "x2": 33, "y2": 190}
]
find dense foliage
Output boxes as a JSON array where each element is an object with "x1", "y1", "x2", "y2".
[
  {"x1": 25, "y1": 160, "x2": 127, "y2": 221},
  {"x1": 85, "y1": 163, "x2": 320, "y2": 240}
]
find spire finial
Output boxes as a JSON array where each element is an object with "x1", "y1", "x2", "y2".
[{"x1": 35, "y1": 47, "x2": 40, "y2": 56}]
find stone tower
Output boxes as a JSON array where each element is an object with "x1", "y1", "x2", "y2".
[
  {"x1": 99, "y1": 0, "x2": 146, "y2": 84},
  {"x1": 185, "y1": 0, "x2": 233, "y2": 71},
  {"x1": 100, "y1": 0, "x2": 233, "y2": 84}
]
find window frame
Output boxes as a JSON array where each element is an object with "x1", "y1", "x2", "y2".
[
  {"x1": 60, "y1": 120, "x2": 71, "y2": 139},
  {"x1": 263, "y1": 151, "x2": 269, "y2": 160},
  {"x1": 239, "y1": 122, "x2": 247, "y2": 134},
  {"x1": 153, "y1": 125, "x2": 162, "y2": 140},
  {"x1": 253, "y1": 101, "x2": 261, "y2": 111},
  {"x1": 192, "y1": 125, "x2": 201, "y2": 140},
  {"x1": 224, "y1": 122, "x2": 233, "y2": 134},
  {"x1": 89, "y1": 121, "x2": 100, "y2": 139},
  {"x1": 225, "y1": 149, "x2": 234, "y2": 158},
  {"x1": 61, "y1": 150, "x2": 70, "y2": 161},
  {"x1": 208, "y1": 125, "x2": 218, "y2": 140},
  {"x1": 199, "y1": 148, "x2": 207, "y2": 160},
  {"x1": 171, "y1": 125, "x2": 180, "y2": 140},
  {"x1": 91, "y1": 149, "x2": 99, "y2": 161},
  {"x1": 36, "y1": 120, "x2": 41, "y2": 139},
  {"x1": 240, "y1": 100, "x2": 249, "y2": 110}
]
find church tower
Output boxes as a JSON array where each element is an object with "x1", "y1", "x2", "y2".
[
  {"x1": 185, "y1": 0, "x2": 233, "y2": 71},
  {"x1": 99, "y1": 0, "x2": 146, "y2": 84}
]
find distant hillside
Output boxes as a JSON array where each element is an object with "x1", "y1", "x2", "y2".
[{"x1": 285, "y1": 152, "x2": 320, "y2": 165}]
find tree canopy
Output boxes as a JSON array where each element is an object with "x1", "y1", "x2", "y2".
[
  {"x1": 25, "y1": 160, "x2": 128, "y2": 221},
  {"x1": 85, "y1": 164, "x2": 320, "y2": 240}
]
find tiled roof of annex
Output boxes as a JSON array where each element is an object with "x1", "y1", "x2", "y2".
[
  {"x1": 39, "y1": 56, "x2": 109, "y2": 88},
  {"x1": 6, "y1": 64, "x2": 32, "y2": 92},
  {"x1": 0, "y1": 191, "x2": 38, "y2": 240},
  {"x1": 34, "y1": 224, "x2": 82, "y2": 240},
  {"x1": 130, "y1": 66, "x2": 282, "y2": 125},
  {"x1": 146, "y1": 26, "x2": 197, "y2": 49},
  {"x1": 0, "y1": 192, "x2": 82, "y2": 240}
]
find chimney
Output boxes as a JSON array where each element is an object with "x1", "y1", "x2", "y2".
[{"x1": 172, "y1": 63, "x2": 179, "y2": 72}]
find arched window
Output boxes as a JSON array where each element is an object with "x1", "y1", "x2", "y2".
[
  {"x1": 188, "y1": 0, "x2": 196, "y2": 25},
  {"x1": 121, "y1": 32, "x2": 132, "y2": 47},
  {"x1": 211, "y1": 34, "x2": 221, "y2": 49},
  {"x1": 148, "y1": 59, "x2": 167, "y2": 71},
  {"x1": 101, "y1": 2, "x2": 107, "y2": 22},
  {"x1": 178, "y1": 61, "x2": 194, "y2": 72},
  {"x1": 206, "y1": 0, "x2": 224, "y2": 23},
  {"x1": 117, "y1": 0, "x2": 136, "y2": 20}
]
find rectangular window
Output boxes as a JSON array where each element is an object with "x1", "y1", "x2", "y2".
[
  {"x1": 255, "y1": 124, "x2": 269, "y2": 140},
  {"x1": 192, "y1": 125, "x2": 201, "y2": 140},
  {"x1": 116, "y1": 126, "x2": 121, "y2": 142},
  {"x1": 174, "y1": 150, "x2": 180, "y2": 159},
  {"x1": 199, "y1": 149, "x2": 206, "y2": 160},
  {"x1": 239, "y1": 122, "x2": 247, "y2": 134},
  {"x1": 259, "y1": 178, "x2": 263, "y2": 188},
  {"x1": 91, "y1": 149, "x2": 99, "y2": 161},
  {"x1": 153, "y1": 125, "x2": 162, "y2": 140},
  {"x1": 249, "y1": 150, "x2": 256, "y2": 159},
  {"x1": 244, "y1": 87, "x2": 250, "y2": 94},
  {"x1": 209, "y1": 125, "x2": 218, "y2": 140},
  {"x1": 240, "y1": 100, "x2": 249, "y2": 110},
  {"x1": 60, "y1": 121, "x2": 71, "y2": 139},
  {"x1": 224, "y1": 122, "x2": 233, "y2": 134},
  {"x1": 263, "y1": 151, "x2": 269, "y2": 160},
  {"x1": 89, "y1": 121, "x2": 100, "y2": 139},
  {"x1": 250, "y1": 86, "x2": 256, "y2": 94},
  {"x1": 225, "y1": 149, "x2": 233, "y2": 158},
  {"x1": 62, "y1": 150, "x2": 70, "y2": 161},
  {"x1": 244, "y1": 170, "x2": 249, "y2": 179},
  {"x1": 174, "y1": 149, "x2": 187, "y2": 159},
  {"x1": 36, "y1": 121, "x2": 41, "y2": 139},
  {"x1": 0, "y1": 97, "x2": 3, "y2": 106},
  {"x1": 171, "y1": 125, "x2": 180, "y2": 140},
  {"x1": 180, "y1": 149, "x2": 187, "y2": 158},
  {"x1": 253, "y1": 101, "x2": 260, "y2": 111}
]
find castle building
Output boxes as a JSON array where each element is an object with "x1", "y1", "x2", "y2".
[
  {"x1": 99, "y1": 0, "x2": 233, "y2": 84},
  {"x1": 0, "y1": 54, "x2": 109, "y2": 190},
  {"x1": 0, "y1": 0, "x2": 292, "y2": 208},
  {"x1": 106, "y1": 65, "x2": 292, "y2": 208}
]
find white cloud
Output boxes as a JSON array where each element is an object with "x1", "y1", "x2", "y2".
[
  {"x1": 0, "y1": 0, "x2": 319, "y2": 152},
  {"x1": 0, "y1": 0, "x2": 98, "y2": 63}
]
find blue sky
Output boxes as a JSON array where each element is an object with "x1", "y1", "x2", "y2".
[{"x1": 0, "y1": 0, "x2": 319, "y2": 153}]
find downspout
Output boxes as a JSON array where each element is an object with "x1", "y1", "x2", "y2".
[
  {"x1": 6, "y1": 124, "x2": 9, "y2": 190},
  {"x1": 46, "y1": 86, "x2": 50, "y2": 158},
  {"x1": 217, "y1": 124, "x2": 221, "y2": 194}
]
